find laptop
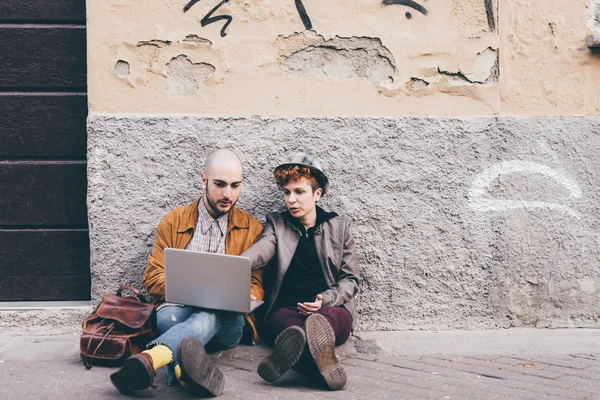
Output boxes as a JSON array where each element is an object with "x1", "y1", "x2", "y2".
[{"x1": 164, "y1": 248, "x2": 264, "y2": 313}]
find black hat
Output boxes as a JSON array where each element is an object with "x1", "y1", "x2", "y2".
[{"x1": 274, "y1": 152, "x2": 330, "y2": 195}]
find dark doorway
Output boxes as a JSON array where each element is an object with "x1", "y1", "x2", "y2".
[{"x1": 0, "y1": 1, "x2": 90, "y2": 301}]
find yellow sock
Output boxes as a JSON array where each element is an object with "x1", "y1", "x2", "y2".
[
  {"x1": 142, "y1": 345, "x2": 173, "y2": 370},
  {"x1": 174, "y1": 364, "x2": 187, "y2": 388}
]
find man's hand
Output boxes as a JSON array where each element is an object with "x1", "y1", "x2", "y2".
[
  {"x1": 250, "y1": 294, "x2": 257, "y2": 301},
  {"x1": 297, "y1": 294, "x2": 323, "y2": 316}
]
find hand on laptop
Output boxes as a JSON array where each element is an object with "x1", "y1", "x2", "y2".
[
  {"x1": 251, "y1": 294, "x2": 256, "y2": 301},
  {"x1": 297, "y1": 294, "x2": 323, "y2": 316}
]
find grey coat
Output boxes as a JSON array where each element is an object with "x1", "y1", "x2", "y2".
[{"x1": 241, "y1": 211, "x2": 361, "y2": 326}]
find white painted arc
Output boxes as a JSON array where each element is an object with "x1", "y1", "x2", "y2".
[{"x1": 468, "y1": 160, "x2": 583, "y2": 219}]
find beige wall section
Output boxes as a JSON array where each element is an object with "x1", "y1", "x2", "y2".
[
  {"x1": 87, "y1": 0, "x2": 599, "y2": 116},
  {"x1": 499, "y1": 0, "x2": 600, "y2": 115},
  {"x1": 87, "y1": 0, "x2": 500, "y2": 115}
]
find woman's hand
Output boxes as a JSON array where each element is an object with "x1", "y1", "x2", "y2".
[
  {"x1": 250, "y1": 294, "x2": 257, "y2": 301},
  {"x1": 297, "y1": 294, "x2": 323, "y2": 316}
]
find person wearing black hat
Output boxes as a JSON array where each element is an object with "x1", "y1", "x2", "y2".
[{"x1": 242, "y1": 153, "x2": 361, "y2": 390}]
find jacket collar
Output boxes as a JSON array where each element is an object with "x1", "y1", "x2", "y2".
[
  {"x1": 285, "y1": 206, "x2": 338, "y2": 237},
  {"x1": 227, "y1": 205, "x2": 251, "y2": 233},
  {"x1": 177, "y1": 198, "x2": 250, "y2": 234}
]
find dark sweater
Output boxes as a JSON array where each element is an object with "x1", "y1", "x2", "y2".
[{"x1": 272, "y1": 207, "x2": 338, "y2": 310}]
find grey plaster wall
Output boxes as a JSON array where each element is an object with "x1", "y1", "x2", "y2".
[
  {"x1": 87, "y1": 115, "x2": 600, "y2": 331},
  {"x1": 0, "y1": 309, "x2": 89, "y2": 333}
]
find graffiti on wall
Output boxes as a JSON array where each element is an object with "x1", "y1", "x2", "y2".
[
  {"x1": 184, "y1": 0, "x2": 232, "y2": 37},
  {"x1": 182, "y1": 0, "x2": 437, "y2": 37},
  {"x1": 468, "y1": 161, "x2": 582, "y2": 219},
  {"x1": 383, "y1": 0, "x2": 427, "y2": 20},
  {"x1": 484, "y1": 0, "x2": 495, "y2": 32},
  {"x1": 183, "y1": 0, "x2": 495, "y2": 38},
  {"x1": 295, "y1": 0, "x2": 312, "y2": 30},
  {"x1": 183, "y1": 0, "x2": 495, "y2": 36}
]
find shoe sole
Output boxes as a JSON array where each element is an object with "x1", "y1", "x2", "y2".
[
  {"x1": 110, "y1": 355, "x2": 154, "y2": 395},
  {"x1": 305, "y1": 314, "x2": 347, "y2": 390},
  {"x1": 258, "y1": 326, "x2": 306, "y2": 382},
  {"x1": 177, "y1": 337, "x2": 225, "y2": 397}
]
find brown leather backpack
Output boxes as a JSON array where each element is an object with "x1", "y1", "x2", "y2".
[{"x1": 80, "y1": 285, "x2": 157, "y2": 369}]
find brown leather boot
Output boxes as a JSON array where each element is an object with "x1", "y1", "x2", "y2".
[
  {"x1": 305, "y1": 314, "x2": 347, "y2": 390},
  {"x1": 258, "y1": 325, "x2": 306, "y2": 382},
  {"x1": 177, "y1": 337, "x2": 225, "y2": 397},
  {"x1": 110, "y1": 352, "x2": 155, "y2": 394}
]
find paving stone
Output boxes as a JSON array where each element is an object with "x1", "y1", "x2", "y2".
[
  {"x1": 495, "y1": 355, "x2": 591, "y2": 372},
  {"x1": 535, "y1": 364, "x2": 600, "y2": 381},
  {"x1": 215, "y1": 356, "x2": 258, "y2": 372},
  {"x1": 443, "y1": 355, "x2": 567, "y2": 380},
  {"x1": 344, "y1": 369, "x2": 442, "y2": 400},
  {"x1": 555, "y1": 375, "x2": 600, "y2": 393},
  {"x1": 502, "y1": 380, "x2": 593, "y2": 400},
  {"x1": 572, "y1": 354, "x2": 600, "y2": 362},
  {"x1": 509, "y1": 355, "x2": 593, "y2": 370},
  {"x1": 352, "y1": 354, "x2": 489, "y2": 382},
  {"x1": 477, "y1": 381, "x2": 546, "y2": 400},
  {"x1": 343, "y1": 362, "x2": 486, "y2": 399},
  {"x1": 490, "y1": 356, "x2": 600, "y2": 384},
  {"x1": 412, "y1": 357, "x2": 580, "y2": 397},
  {"x1": 2, "y1": 331, "x2": 600, "y2": 399},
  {"x1": 584, "y1": 365, "x2": 600, "y2": 375},
  {"x1": 344, "y1": 357, "x2": 496, "y2": 392}
]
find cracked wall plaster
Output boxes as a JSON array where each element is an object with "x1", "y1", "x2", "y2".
[
  {"x1": 411, "y1": 48, "x2": 499, "y2": 87},
  {"x1": 182, "y1": 34, "x2": 212, "y2": 45},
  {"x1": 277, "y1": 31, "x2": 396, "y2": 85},
  {"x1": 88, "y1": 0, "x2": 507, "y2": 115},
  {"x1": 88, "y1": 115, "x2": 600, "y2": 331},
  {"x1": 114, "y1": 60, "x2": 130, "y2": 78},
  {"x1": 408, "y1": 77, "x2": 429, "y2": 90},
  {"x1": 88, "y1": 0, "x2": 600, "y2": 115},
  {"x1": 588, "y1": 0, "x2": 600, "y2": 31},
  {"x1": 137, "y1": 39, "x2": 172, "y2": 48},
  {"x1": 465, "y1": 47, "x2": 498, "y2": 83},
  {"x1": 167, "y1": 55, "x2": 216, "y2": 97}
]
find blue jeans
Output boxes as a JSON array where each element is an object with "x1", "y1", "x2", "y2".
[{"x1": 148, "y1": 305, "x2": 245, "y2": 386}]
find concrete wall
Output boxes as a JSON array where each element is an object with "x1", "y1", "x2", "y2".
[
  {"x1": 85, "y1": 0, "x2": 600, "y2": 330},
  {"x1": 88, "y1": 115, "x2": 600, "y2": 330}
]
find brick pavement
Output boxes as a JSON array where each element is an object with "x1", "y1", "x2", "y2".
[{"x1": 0, "y1": 329, "x2": 599, "y2": 399}]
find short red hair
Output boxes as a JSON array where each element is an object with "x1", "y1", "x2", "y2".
[{"x1": 274, "y1": 165, "x2": 320, "y2": 192}]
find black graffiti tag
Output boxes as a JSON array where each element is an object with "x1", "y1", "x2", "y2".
[
  {"x1": 382, "y1": 0, "x2": 427, "y2": 20},
  {"x1": 295, "y1": 0, "x2": 312, "y2": 30},
  {"x1": 484, "y1": 0, "x2": 495, "y2": 32},
  {"x1": 183, "y1": 0, "x2": 497, "y2": 38},
  {"x1": 185, "y1": 0, "x2": 310, "y2": 35},
  {"x1": 383, "y1": 0, "x2": 495, "y2": 29},
  {"x1": 184, "y1": 0, "x2": 233, "y2": 37},
  {"x1": 183, "y1": 0, "x2": 201, "y2": 12}
]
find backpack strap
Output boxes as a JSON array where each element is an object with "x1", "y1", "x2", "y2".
[
  {"x1": 83, "y1": 322, "x2": 116, "y2": 369},
  {"x1": 116, "y1": 285, "x2": 147, "y2": 303}
]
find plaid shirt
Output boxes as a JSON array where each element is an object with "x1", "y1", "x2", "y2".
[
  {"x1": 185, "y1": 198, "x2": 228, "y2": 254},
  {"x1": 160, "y1": 199, "x2": 228, "y2": 310}
]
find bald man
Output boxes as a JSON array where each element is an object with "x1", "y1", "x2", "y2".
[{"x1": 110, "y1": 150, "x2": 263, "y2": 397}]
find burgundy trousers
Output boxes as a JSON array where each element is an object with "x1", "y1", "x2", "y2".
[
  {"x1": 263, "y1": 306, "x2": 353, "y2": 376},
  {"x1": 264, "y1": 306, "x2": 353, "y2": 345}
]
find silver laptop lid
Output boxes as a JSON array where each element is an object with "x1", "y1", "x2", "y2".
[{"x1": 164, "y1": 248, "x2": 261, "y2": 313}]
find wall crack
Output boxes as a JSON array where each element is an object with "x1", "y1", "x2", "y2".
[
  {"x1": 167, "y1": 55, "x2": 215, "y2": 98},
  {"x1": 275, "y1": 31, "x2": 397, "y2": 85}
]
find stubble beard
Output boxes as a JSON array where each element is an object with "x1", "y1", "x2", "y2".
[{"x1": 205, "y1": 186, "x2": 236, "y2": 217}]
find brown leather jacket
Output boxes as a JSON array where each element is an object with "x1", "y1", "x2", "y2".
[
  {"x1": 241, "y1": 211, "x2": 360, "y2": 327},
  {"x1": 143, "y1": 198, "x2": 264, "y2": 344}
]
